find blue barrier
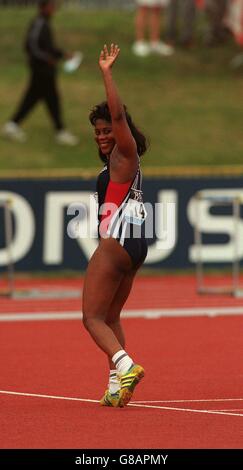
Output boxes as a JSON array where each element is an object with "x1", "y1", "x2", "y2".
[{"x1": 0, "y1": 176, "x2": 243, "y2": 271}]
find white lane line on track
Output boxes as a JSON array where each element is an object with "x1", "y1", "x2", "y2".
[
  {"x1": 1, "y1": 306, "x2": 243, "y2": 322},
  {"x1": 0, "y1": 312, "x2": 82, "y2": 322},
  {"x1": 132, "y1": 398, "x2": 243, "y2": 403},
  {"x1": 210, "y1": 409, "x2": 243, "y2": 412},
  {"x1": 129, "y1": 403, "x2": 243, "y2": 417},
  {"x1": 0, "y1": 389, "x2": 243, "y2": 417},
  {"x1": 0, "y1": 389, "x2": 99, "y2": 404}
]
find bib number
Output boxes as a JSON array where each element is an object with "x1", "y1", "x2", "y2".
[{"x1": 124, "y1": 199, "x2": 147, "y2": 225}]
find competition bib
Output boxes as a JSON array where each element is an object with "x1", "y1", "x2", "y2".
[{"x1": 124, "y1": 199, "x2": 147, "y2": 226}]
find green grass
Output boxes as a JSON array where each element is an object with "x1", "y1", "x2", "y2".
[{"x1": 1, "y1": 6, "x2": 243, "y2": 172}]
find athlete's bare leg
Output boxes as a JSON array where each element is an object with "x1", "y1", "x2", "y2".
[
  {"x1": 105, "y1": 269, "x2": 138, "y2": 369},
  {"x1": 82, "y1": 237, "x2": 133, "y2": 358}
]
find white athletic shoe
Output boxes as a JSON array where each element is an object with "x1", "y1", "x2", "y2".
[
  {"x1": 150, "y1": 41, "x2": 174, "y2": 57},
  {"x1": 132, "y1": 41, "x2": 150, "y2": 57},
  {"x1": 56, "y1": 129, "x2": 79, "y2": 146},
  {"x1": 2, "y1": 121, "x2": 26, "y2": 142}
]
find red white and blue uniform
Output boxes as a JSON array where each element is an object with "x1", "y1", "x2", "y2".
[{"x1": 95, "y1": 157, "x2": 147, "y2": 267}]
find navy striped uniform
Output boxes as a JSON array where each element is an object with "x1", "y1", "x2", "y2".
[{"x1": 96, "y1": 160, "x2": 148, "y2": 268}]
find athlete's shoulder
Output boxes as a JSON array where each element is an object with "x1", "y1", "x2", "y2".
[{"x1": 96, "y1": 164, "x2": 109, "y2": 186}]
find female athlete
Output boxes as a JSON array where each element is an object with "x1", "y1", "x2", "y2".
[{"x1": 82, "y1": 44, "x2": 148, "y2": 407}]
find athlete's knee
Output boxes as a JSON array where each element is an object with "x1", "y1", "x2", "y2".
[
  {"x1": 105, "y1": 317, "x2": 120, "y2": 327},
  {"x1": 82, "y1": 302, "x2": 102, "y2": 329},
  {"x1": 82, "y1": 315, "x2": 94, "y2": 331},
  {"x1": 82, "y1": 315, "x2": 102, "y2": 332}
]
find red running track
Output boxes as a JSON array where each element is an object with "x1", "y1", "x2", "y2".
[
  {"x1": 0, "y1": 275, "x2": 243, "y2": 448},
  {"x1": 0, "y1": 274, "x2": 243, "y2": 313}
]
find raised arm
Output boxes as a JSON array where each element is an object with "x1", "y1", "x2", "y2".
[{"x1": 99, "y1": 44, "x2": 137, "y2": 163}]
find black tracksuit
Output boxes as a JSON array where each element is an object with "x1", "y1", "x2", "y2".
[{"x1": 12, "y1": 13, "x2": 65, "y2": 130}]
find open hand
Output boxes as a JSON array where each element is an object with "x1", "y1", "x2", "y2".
[{"x1": 99, "y1": 44, "x2": 120, "y2": 72}]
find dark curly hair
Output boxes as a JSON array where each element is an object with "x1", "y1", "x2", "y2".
[{"x1": 89, "y1": 101, "x2": 148, "y2": 163}]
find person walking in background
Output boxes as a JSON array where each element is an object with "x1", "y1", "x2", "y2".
[
  {"x1": 204, "y1": 0, "x2": 229, "y2": 46},
  {"x1": 132, "y1": 0, "x2": 174, "y2": 56},
  {"x1": 166, "y1": 0, "x2": 196, "y2": 47},
  {"x1": 225, "y1": 0, "x2": 243, "y2": 46},
  {"x1": 83, "y1": 44, "x2": 148, "y2": 407},
  {"x1": 2, "y1": 0, "x2": 78, "y2": 146}
]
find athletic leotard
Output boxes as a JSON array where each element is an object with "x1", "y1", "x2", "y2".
[{"x1": 95, "y1": 159, "x2": 148, "y2": 268}]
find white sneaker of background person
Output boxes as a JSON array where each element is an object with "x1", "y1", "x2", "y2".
[
  {"x1": 150, "y1": 41, "x2": 174, "y2": 57},
  {"x1": 56, "y1": 129, "x2": 79, "y2": 146},
  {"x1": 1, "y1": 121, "x2": 26, "y2": 143},
  {"x1": 132, "y1": 40, "x2": 151, "y2": 57}
]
